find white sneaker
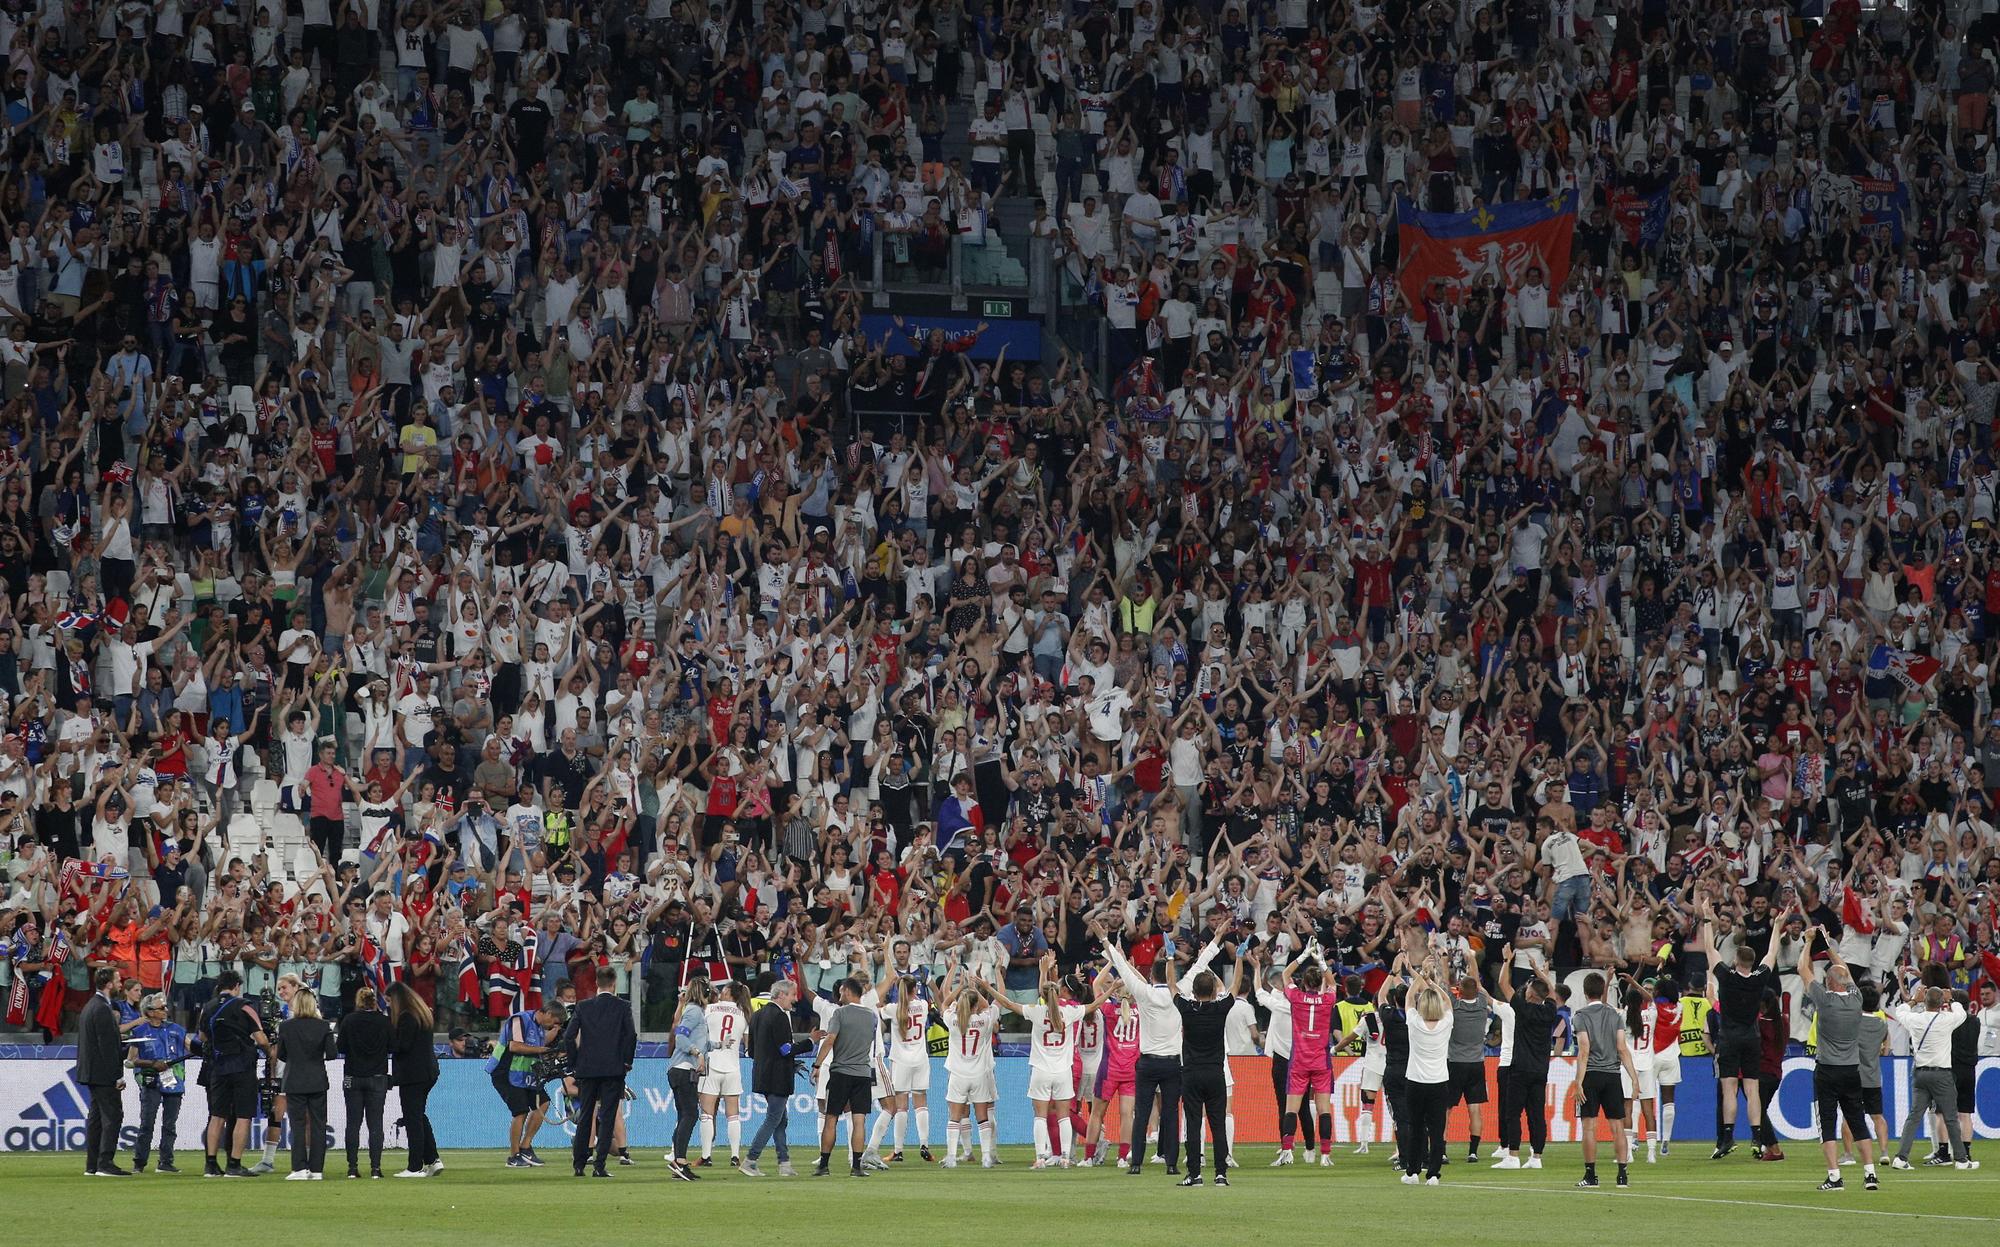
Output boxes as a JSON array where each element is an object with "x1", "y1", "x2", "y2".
[
  {"x1": 982, "y1": 1156, "x2": 996, "y2": 1169},
  {"x1": 1056, "y1": 1157, "x2": 1072, "y2": 1169},
  {"x1": 284, "y1": 1171, "x2": 314, "y2": 1181},
  {"x1": 392, "y1": 1169, "x2": 429, "y2": 1179},
  {"x1": 309, "y1": 1173, "x2": 323, "y2": 1181},
  {"x1": 1889, "y1": 1157, "x2": 1914, "y2": 1170},
  {"x1": 1838, "y1": 1155, "x2": 1857, "y2": 1167},
  {"x1": 1425, "y1": 1176, "x2": 1440, "y2": 1186},
  {"x1": 1401, "y1": 1174, "x2": 1419, "y2": 1185},
  {"x1": 1524, "y1": 1157, "x2": 1543, "y2": 1170},
  {"x1": 1353, "y1": 1143, "x2": 1371, "y2": 1155},
  {"x1": 1646, "y1": 1143, "x2": 1658, "y2": 1165},
  {"x1": 1031, "y1": 1157, "x2": 1051, "y2": 1170},
  {"x1": 1318, "y1": 1153, "x2": 1334, "y2": 1167},
  {"x1": 778, "y1": 1162, "x2": 797, "y2": 1177},
  {"x1": 424, "y1": 1161, "x2": 444, "y2": 1176},
  {"x1": 247, "y1": 1161, "x2": 275, "y2": 1176},
  {"x1": 1958, "y1": 1161, "x2": 1982, "y2": 1171},
  {"x1": 1490, "y1": 1146, "x2": 1507, "y2": 1160},
  {"x1": 1151, "y1": 1151, "x2": 1167, "y2": 1165},
  {"x1": 1492, "y1": 1156, "x2": 1522, "y2": 1170},
  {"x1": 1271, "y1": 1150, "x2": 1293, "y2": 1167},
  {"x1": 940, "y1": 1157, "x2": 958, "y2": 1169}
]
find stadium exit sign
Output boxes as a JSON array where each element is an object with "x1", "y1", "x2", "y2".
[{"x1": 981, "y1": 299, "x2": 1012, "y2": 318}]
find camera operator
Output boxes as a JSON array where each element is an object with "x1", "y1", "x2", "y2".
[
  {"x1": 488, "y1": 1005, "x2": 567, "y2": 1168},
  {"x1": 197, "y1": 969, "x2": 271, "y2": 1178}
]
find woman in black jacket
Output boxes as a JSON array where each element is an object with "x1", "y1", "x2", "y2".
[
  {"x1": 336, "y1": 986, "x2": 392, "y2": 1178},
  {"x1": 277, "y1": 989, "x2": 338, "y2": 1179},
  {"x1": 387, "y1": 982, "x2": 441, "y2": 1178}
]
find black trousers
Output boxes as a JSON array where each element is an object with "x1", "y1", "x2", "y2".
[
  {"x1": 1754, "y1": 1073, "x2": 1781, "y2": 1148},
  {"x1": 572, "y1": 1075, "x2": 625, "y2": 1173},
  {"x1": 401, "y1": 1077, "x2": 438, "y2": 1168},
  {"x1": 84, "y1": 1081, "x2": 124, "y2": 1173},
  {"x1": 1129, "y1": 1054, "x2": 1182, "y2": 1169},
  {"x1": 1499, "y1": 1067, "x2": 1548, "y2": 1154},
  {"x1": 1182, "y1": 1065, "x2": 1229, "y2": 1178},
  {"x1": 1385, "y1": 1075, "x2": 1411, "y2": 1163},
  {"x1": 1405, "y1": 1080, "x2": 1453, "y2": 1179},
  {"x1": 287, "y1": 1090, "x2": 328, "y2": 1172},
  {"x1": 344, "y1": 1077, "x2": 387, "y2": 1171},
  {"x1": 1269, "y1": 1056, "x2": 1315, "y2": 1147},
  {"x1": 669, "y1": 1068, "x2": 700, "y2": 1158}
]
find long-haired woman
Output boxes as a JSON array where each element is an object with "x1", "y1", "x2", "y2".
[
  {"x1": 664, "y1": 978, "x2": 712, "y2": 1180},
  {"x1": 937, "y1": 964, "x2": 1000, "y2": 1168},
  {"x1": 1403, "y1": 955, "x2": 1456, "y2": 1185},
  {"x1": 336, "y1": 986, "x2": 392, "y2": 1177},
  {"x1": 991, "y1": 951, "x2": 1098, "y2": 1167},
  {"x1": 877, "y1": 964, "x2": 935, "y2": 1162},
  {"x1": 387, "y1": 981, "x2": 440, "y2": 1178},
  {"x1": 699, "y1": 980, "x2": 752, "y2": 1167}
]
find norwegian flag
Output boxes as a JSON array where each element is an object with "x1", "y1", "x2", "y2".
[
  {"x1": 360, "y1": 934, "x2": 393, "y2": 1002},
  {"x1": 487, "y1": 928, "x2": 541, "y2": 1017},
  {"x1": 54, "y1": 610, "x2": 98, "y2": 634},
  {"x1": 454, "y1": 939, "x2": 479, "y2": 1006}
]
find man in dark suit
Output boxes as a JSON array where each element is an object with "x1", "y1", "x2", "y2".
[
  {"x1": 743, "y1": 979, "x2": 800, "y2": 1176},
  {"x1": 76, "y1": 966, "x2": 130, "y2": 1176},
  {"x1": 560, "y1": 989, "x2": 636, "y2": 1177}
]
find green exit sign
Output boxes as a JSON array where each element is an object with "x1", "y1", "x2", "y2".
[{"x1": 981, "y1": 299, "x2": 1012, "y2": 318}]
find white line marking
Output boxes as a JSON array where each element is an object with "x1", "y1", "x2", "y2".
[{"x1": 1444, "y1": 1183, "x2": 2000, "y2": 1222}]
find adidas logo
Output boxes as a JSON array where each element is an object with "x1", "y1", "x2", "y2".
[{"x1": 5, "y1": 1070, "x2": 92, "y2": 1151}]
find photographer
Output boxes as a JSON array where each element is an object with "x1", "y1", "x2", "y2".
[
  {"x1": 487, "y1": 1005, "x2": 567, "y2": 1168},
  {"x1": 198, "y1": 969, "x2": 271, "y2": 1178},
  {"x1": 130, "y1": 992, "x2": 188, "y2": 1173}
]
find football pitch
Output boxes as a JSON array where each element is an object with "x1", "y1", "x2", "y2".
[{"x1": 9, "y1": 1146, "x2": 1997, "y2": 1245}]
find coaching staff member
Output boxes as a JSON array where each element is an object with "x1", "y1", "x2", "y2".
[
  {"x1": 744, "y1": 979, "x2": 801, "y2": 1177},
  {"x1": 1492, "y1": 953, "x2": 1558, "y2": 1168},
  {"x1": 1572, "y1": 971, "x2": 1637, "y2": 1189},
  {"x1": 1446, "y1": 974, "x2": 1492, "y2": 1165},
  {"x1": 200, "y1": 970, "x2": 269, "y2": 1177},
  {"x1": 1093, "y1": 917, "x2": 1185, "y2": 1175},
  {"x1": 1701, "y1": 906, "x2": 1781, "y2": 1158},
  {"x1": 77, "y1": 966, "x2": 130, "y2": 1177},
  {"x1": 1798, "y1": 930, "x2": 1878, "y2": 1191},
  {"x1": 1171, "y1": 941, "x2": 1235, "y2": 1187},
  {"x1": 814, "y1": 977, "x2": 878, "y2": 1177},
  {"x1": 561, "y1": 982, "x2": 637, "y2": 1177}
]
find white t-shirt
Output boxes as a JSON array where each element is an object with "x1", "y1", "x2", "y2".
[{"x1": 705, "y1": 1000, "x2": 746, "y2": 1069}]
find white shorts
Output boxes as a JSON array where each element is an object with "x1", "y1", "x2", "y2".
[
  {"x1": 1027, "y1": 1067, "x2": 1076, "y2": 1101},
  {"x1": 1653, "y1": 1049, "x2": 1682, "y2": 1087},
  {"x1": 1620, "y1": 1059, "x2": 1657, "y2": 1101},
  {"x1": 699, "y1": 1066, "x2": 744, "y2": 1097},
  {"x1": 946, "y1": 1070, "x2": 998, "y2": 1106},
  {"x1": 888, "y1": 1052, "x2": 929, "y2": 1095},
  {"x1": 1361, "y1": 1053, "x2": 1385, "y2": 1093}
]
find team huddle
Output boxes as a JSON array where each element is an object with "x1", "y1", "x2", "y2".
[{"x1": 478, "y1": 914, "x2": 1987, "y2": 1190}]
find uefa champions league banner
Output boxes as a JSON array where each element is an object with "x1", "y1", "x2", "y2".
[{"x1": 7, "y1": 1057, "x2": 1998, "y2": 1151}]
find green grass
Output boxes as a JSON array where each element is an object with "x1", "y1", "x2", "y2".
[{"x1": 11, "y1": 1145, "x2": 1998, "y2": 1245}]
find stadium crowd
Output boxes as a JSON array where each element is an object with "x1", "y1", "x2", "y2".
[{"x1": 2, "y1": 0, "x2": 2000, "y2": 1187}]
